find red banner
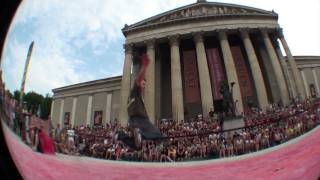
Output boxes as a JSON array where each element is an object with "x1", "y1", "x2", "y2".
[
  {"x1": 230, "y1": 46, "x2": 255, "y2": 108},
  {"x1": 206, "y1": 48, "x2": 225, "y2": 100},
  {"x1": 182, "y1": 50, "x2": 201, "y2": 104}
]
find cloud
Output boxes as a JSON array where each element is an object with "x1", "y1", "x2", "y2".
[
  {"x1": 2, "y1": 39, "x2": 26, "y2": 89},
  {"x1": 10, "y1": 0, "x2": 320, "y2": 56},
  {"x1": 3, "y1": 37, "x2": 95, "y2": 95},
  {"x1": 214, "y1": 0, "x2": 320, "y2": 55},
  {"x1": 2, "y1": 0, "x2": 319, "y2": 96},
  {"x1": 3, "y1": 0, "x2": 198, "y2": 95}
]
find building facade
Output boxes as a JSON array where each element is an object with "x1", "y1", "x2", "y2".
[
  {"x1": 51, "y1": 76, "x2": 121, "y2": 127},
  {"x1": 51, "y1": 1, "x2": 320, "y2": 127}
]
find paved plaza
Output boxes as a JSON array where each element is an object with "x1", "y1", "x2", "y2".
[{"x1": 3, "y1": 123, "x2": 320, "y2": 180}]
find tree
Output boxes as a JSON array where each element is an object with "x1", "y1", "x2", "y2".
[
  {"x1": 23, "y1": 91, "x2": 44, "y2": 114},
  {"x1": 11, "y1": 89, "x2": 52, "y2": 119},
  {"x1": 13, "y1": 90, "x2": 21, "y2": 102},
  {"x1": 6, "y1": 90, "x2": 13, "y2": 99},
  {"x1": 40, "y1": 94, "x2": 52, "y2": 119}
]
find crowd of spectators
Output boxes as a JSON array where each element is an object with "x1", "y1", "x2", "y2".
[
  {"x1": 0, "y1": 79, "x2": 19, "y2": 132},
  {"x1": 1, "y1": 78, "x2": 319, "y2": 162},
  {"x1": 243, "y1": 97, "x2": 314, "y2": 127},
  {"x1": 1, "y1": 71, "x2": 319, "y2": 162},
  {"x1": 52, "y1": 98, "x2": 320, "y2": 162},
  {"x1": 0, "y1": 75, "x2": 54, "y2": 153}
]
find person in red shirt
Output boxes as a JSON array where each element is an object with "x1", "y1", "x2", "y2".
[{"x1": 38, "y1": 126, "x2": 55, "y2": 155}]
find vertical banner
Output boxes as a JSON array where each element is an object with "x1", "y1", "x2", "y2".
[
  {"x1": 94, "y1": 111, "x2": 103, "y2": 126},
  {"x1": 206, "y1": 48, "x2": 225, "y2": 100},
  {"x1": 310, "y1": 84, "x2": 316, "y2": 98},
  {"x1": 230, "y1": 46, "x2": 255, "y2": 108},
  {"x1": 182, "y1": 50, "x2": 201, "y2": 104},
  {"x1": 64, "y1": 112, "x2": 70, "y2": 125}
]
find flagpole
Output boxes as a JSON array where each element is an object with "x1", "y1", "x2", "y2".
[
  {"x1": 19, "y1": 41, "x2": 34, "y2": 144},
  {"x1": 19, "y1": 41, "x2": 34, "y2": 108}
]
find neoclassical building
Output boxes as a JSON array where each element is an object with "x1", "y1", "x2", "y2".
[{"x1": 51, "y1": 0, "x2": 320, "y2": 127}]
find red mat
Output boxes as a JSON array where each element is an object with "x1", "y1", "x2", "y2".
[{"x1": 3, "y1": 125, "x2": 320, "y2": 180}]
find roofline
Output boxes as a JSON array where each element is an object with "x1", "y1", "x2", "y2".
[
  {"x1": 122, "y1": 1, "x2": 277, "y2": 36},
  {"x1": 52, "y1": 75, "x2": 122, "y2": 93},
  {"x1": 123, "y1": 14, "x2": 277, "y2": 36},
  {"x1": 292, "y1": 55, "x2": 320, "y2": 59},
  {"x1": 283, "y1": 55, "x2": 320, "y2": 61}
]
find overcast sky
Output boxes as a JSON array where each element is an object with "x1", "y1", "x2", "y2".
[{"x1": 1, "y1": 0, "x2": 320, "y2": 95}]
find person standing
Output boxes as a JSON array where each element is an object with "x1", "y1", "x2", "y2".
[{"x1": 54, "y1": 123, "x2": 62, "y2": 143}]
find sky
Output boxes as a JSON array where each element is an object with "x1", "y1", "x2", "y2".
[{"x1": 1, "y1": 0, "x2": 320, "y2": 96}]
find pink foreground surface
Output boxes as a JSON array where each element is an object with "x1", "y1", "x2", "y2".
[{"x1": 3, "y1": 125, "x2": 320, "y2": 180}]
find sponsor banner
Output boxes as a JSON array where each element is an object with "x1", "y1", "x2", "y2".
[
  {"x1": 94, "y1": 111, "x2": 103, "y2": 126},
  {"x1": 182, "y1": 50, "x2": 201, "y2": 104},
  {"x1": 206, "y1": 48, "x2": 225, "y2": 100},
  {"x1": 64, "y1": 112, "x2": 70, "y2": 125}
]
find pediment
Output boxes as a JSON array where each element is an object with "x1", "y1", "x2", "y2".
[{"x1": 123, "y1": 2, "x2": 277, "y2": 33}]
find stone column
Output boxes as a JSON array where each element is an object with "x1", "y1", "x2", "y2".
[
  {"x1": 131, "y1": 60, "x2": 140, "y2": 88},
  {"x1": 71, "y1": 97, "x2": 77, "y2": 126},
  {"x1": 258, "y1": 46, "x2": 280, "y2": 102},
  {"x1": 300, "y1": 70, "x2": 310, "y2": 97},
  {"x1": 272, "y1": 37, "x2": 296, "y2": 98},
  {"x1": 145, "y1": 39, "x2": 156, "y2": 124},
  {"x1": 193, "y1": 33, "x2": 214, "y2": 114},
  {"x1": 278, "y1": 29, "x2": 306, "y2": 99},
  {"x1": 261, "y1": 29, "x2": 290, "y2": 105},
  {"x1": 169, "y1": 36, "x2": 184, "y2": 122},
  {"x1": 86, "y1": 95, "x2": 93, "y2": 126},
  {"x1": 155, "y1": 51, "x2": 161, "y2": 124},
  {"x1": 119, "y1": 44, "x2": 133, "y2": 126},
  {"x1": 218, "y1": 31, "x2": 243, "y2": 113},
  {"x1": 312, "y1": 68, "x2": 320, "y2": 97},
  {"x1": 59, "y1": 99, "x2": 64, "y2": 125},
  {"x1": 50, "y1": 100, "x2": 55, "y2": 123},
  {"x1": 240, "y1": 30, "x2": 268, "y2": 109},
  {"x1": 105, "y1": 93, "x2": 112, "y2": 125}
]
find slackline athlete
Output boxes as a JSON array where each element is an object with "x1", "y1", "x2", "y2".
[{"x1": 118, "y1": 54, "x2": 163, "y2": 149}]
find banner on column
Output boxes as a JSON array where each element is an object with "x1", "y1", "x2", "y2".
[
  {"x1": 206, "y1": 48, "x2": 225, "y2": 100},
  {"x1": 94, "y1": 111, "x2": 103, "y2": 126},
  {"x1": 182, "y1": 50, "x2": 201, "y2": 104},
  {"x1": 64, "y1": 112, "x2": 70, "y2": 125},
  {"x1": 230, "y1": 46, "x2": 255, "y2": 107}
]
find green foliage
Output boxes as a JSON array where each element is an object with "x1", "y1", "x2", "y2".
[
  {"x1": 12, "y1": 90, "x2": 53, "y2": 119},
  {"x1": 13, "y1": 90, "x2": 21, "y2": 102},
  {"x1": 23, "y1": 91, "x2": 43, "y2": 114},
  {"x1": 40, "y1": 94, "x2": 52, "y2": 119},
  {"x1": 6, "y1": 90, "x2": 13, "y2": 99}
]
